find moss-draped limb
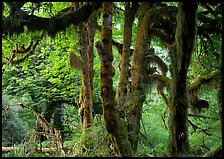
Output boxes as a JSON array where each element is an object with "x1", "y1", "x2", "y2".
[
  {"x1": 3, "y1": 34, "x2": 43, "y2": 71},
  {"x1": 189, "y1": 70, "x2": 220, "y2": 91},
  {"x1": 151, "y1": 28, "x2": 174, "y2": 46},
  {"x1": 148, "y1": 74, "x2": 172, "y2": 88},
  {"x1": 187, "y1": 69, "x2": 220, "y2": 113},
  {"x1": 148, "y1": 74, "x2": 171, "y2": 118},
  {"x1": 2, "y1": 2, "x2": 102, "y2": 37},
  {"x1": 146, "y1": 54, "x2": 168, "y2": 76},
  {"x1": 147, "y1": 5, "x2": 221, "y2": 46},
  {"x1": 203, "y1": 145, "x2": 222, "y2": 157}
]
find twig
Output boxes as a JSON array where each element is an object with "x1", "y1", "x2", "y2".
[
  {"x1": 188, "y1": 119, "x2": 212, "y2": 136},
  {"x1": 188, "y1": 113, "x2": 218, "y2": 120}
]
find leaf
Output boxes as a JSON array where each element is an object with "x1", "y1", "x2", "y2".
[
  {"x1": 69, "y1": 52, "x2": 83, "y2": 72},
  {"x1": 51, "y1": 88, "x2": 58, "y2": 92}
]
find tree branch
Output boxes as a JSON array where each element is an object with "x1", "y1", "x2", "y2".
[
  {"x1": 2, "y1": 2, "x2": 102, "y2": 37},
  {"x1": 148, "y1": 74, "x2": 172, "y2": 88},
  {"x1": 189, "y1": 70, "x2": 220, "y2": 91}
]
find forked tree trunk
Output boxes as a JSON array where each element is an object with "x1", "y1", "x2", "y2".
[
  {"x1": 97, "y1": 2, "x2": 133, "y2": 156},
  {"x1": 167, "y1": 2, "x2": 197, "y2": 157},
  {"x1": 116, "y1": 2, "x2": 138, "y2": 116}
]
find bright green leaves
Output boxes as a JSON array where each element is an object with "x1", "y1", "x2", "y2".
[{"x1": 48, "y1": 77, "x2": 61, "y2": 85}]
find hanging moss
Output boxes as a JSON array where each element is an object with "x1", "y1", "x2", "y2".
[{"x1": 3, "y1": 2, "x2": 102, "y2": 37}]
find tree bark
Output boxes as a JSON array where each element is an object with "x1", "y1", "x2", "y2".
[
  {"x1": 98, "y1": 2, "x2": 133, "y2": 156},
  {"x1": 73, "y1": 2, "x2": 92, "y2": 129},
  {"x1": 167, "y1": 2, "x2": 197, "y2": 157},
  {"x1": 128, "y1": 2, "x2": 152, "y2": 152},
  {"x1": 116, "y1": 2, "x2": 137, "y2": 119},
  {"x1": 87, "y1": 12, "x2": 97, "y2": 116}
]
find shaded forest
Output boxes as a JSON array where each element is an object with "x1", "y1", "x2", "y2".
[{"x1": 2, "y1": 2, "x2": 222, "y2": 157}]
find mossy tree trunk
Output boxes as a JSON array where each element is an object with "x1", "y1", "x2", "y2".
[
  {"x1": 167, "y1": 2, "x2": 197, "y2": 157},
  {"x1": 127, "y1": 2, "x2": 152, "y2": 152},
  {"x1": 86, "y1": 12, "x2": 97, "y2": 116},
  {"x1": 98, "y1": 2, "x2": 133, "y2": 156},
  {"x1": 116, "y1": 2, "x2": 138, "y2": 119},
  {"x1": 73, "y1": 2, "x2": 92, "y2": 129}
]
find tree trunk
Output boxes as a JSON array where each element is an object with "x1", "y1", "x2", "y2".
[
  {"x1": 73, "y1": 2, "x2": 93, "y2": 129},
  {"x1": 86, "y1": 12, "x2": 97, "y2": 117},
  {"x1": 167, "y1": 2, "x2": 197, "y2": 157},
  {"x1": 40, "y1": 101, "x2": 57, "y2": 141},
  {"x1": 116, "y1": 2, "x2": 137, "y2": 119},
  {"x1": 97, "y1": 2, "x2": 133, "y2": 156},
  {"x1": 53, "y1": 102, "x2": 64, "y2": 133},
  {"x1": 128, "y1": 2, "x2": 152, "y2": 152},
  {"x1": 217, "y1": 43, "x2": 222, "y2": 134}
]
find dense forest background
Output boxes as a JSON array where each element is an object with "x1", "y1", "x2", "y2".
[{"x1": 2, "y1": 2, "x2": 222, "y2": 157}]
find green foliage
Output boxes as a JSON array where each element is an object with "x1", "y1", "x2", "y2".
[
  {"x1": 3, "y1": 151, "x2": 26, "y2": 157},
  {"x1": 2, "y1": 150, "x2": 51, "y2": 157},
  {"x1": 2, "y1": 95, "x2": 31, "y2": 147},
  {"x1": 189, "y1": 89, "x2": 221, "y2": 156},
  {"x1": 2, "y1": 30, "x2": 82, "y2": 112},
  {"x1": 138, "y1": 88, "x2": 221, "y2": 157},
  {"x1": 138, "y1": 90, "x2": 169, "y2": 157},
  {"x1": 2, "y1": 2, "x2": 221, "y2": 157},
  {"x1": 63, "y1": 115, "x2": 112, "y2": 157}
]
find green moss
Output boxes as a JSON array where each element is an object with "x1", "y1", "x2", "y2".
[
  {"x1": 189, "y1": 70, "x2": 219, "y2": 91},
  {"x1": 203, "y1": 145, "x2": 222, "y2": 157}
]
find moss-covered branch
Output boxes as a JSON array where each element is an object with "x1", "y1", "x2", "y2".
[
  {"x1": 148, "y1": 74, "x2": 172, "y2": 88},
  {"x1": 203, "y1": 145, "x2": 222, "y2": 157},
  {"x1": 146, "y1": 54, "x2": 168, "y2": 76},
  {"x1": 146, "y1": 4, "x2": 222, "y2": 47},
  {"x1": 151, "y1": 28, "x2": 174, "y2": 45},
  {"x1": 189, "y1": 70, "x2": 220, "y2": 91},
  {"x1": 2, "y1": 2, "x2": 102, "y2": 37},
  {"x1": 2, "y1": 35, "x2": 42, "y2": 72}
]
